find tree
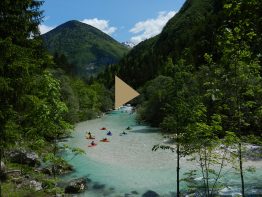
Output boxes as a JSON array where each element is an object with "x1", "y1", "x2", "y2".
[
  {"x1": 137, "y1": 75, "x2": 174, "y2": 126},
  {"x1": 195, "y1": 1, "x2": 261, "y2": 194},
  {"x1": 0, "y1": 0, "x2": 75, "y2": 195},
  {"x1": 152, "y1": 59, "x2": 200, "y2": 197},
  {"x1": 0, "y1": 1, "x2": 44, "y2": 195},
  {"x1": 214, "y1": 1, "x2": 262, "y2": 195},
  {"x1": 185, "y1": 104, "x2": 238, "y2": 196}
]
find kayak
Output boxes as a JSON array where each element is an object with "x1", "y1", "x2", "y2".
[
  {"x1": 88, "y1": 144, "x2": 97, "y2": 147},
  {"x1": 107, "y1": 133, "x2": 112, "y2": 136},
  {"x1": 100, "y1": 127, "x2": 107, "y2": 130},
  {"x1": 100, "y1": 139, "x2": 110, "y2": 142},
  {"x1": 86, "y1": 137, "x2": 95, "y2": 139}
]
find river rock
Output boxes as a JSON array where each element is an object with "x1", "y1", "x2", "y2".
[
  {"x1": 65, "y1": 178, "x2": 87, "y2": 193},
  {"x1": 245, "y1": 145, "x2": 262, "y2": 160},
  {"x1": 9, "y1": 149, "x2": 40, "y2": 167},
  {"x1": 142, "y1": 190, "x2": 160, "y2": 197},
  {"x1": 0, "y1": 161, "x2": 5, "y2": 172},
  {"x1": 41, "y1": 167, "x2": 52, "y2": 175},
  {"x1": 29, "y1": 180, "x2": 43, "y2": 191},
  {"x1": 11, "y1": 177, "x2": 23, "y2": 185},
  {"x1": 15, "y1": 178, "x2": 42, "y2": 191},
  {"x1": 57, "y1": 163, "x2": 74, "y2": 174}
]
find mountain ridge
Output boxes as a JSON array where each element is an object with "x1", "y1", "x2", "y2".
[
  {"x1": 42, "y1": 20, "x2": 129, "y2": 76},
  {"x1": 115, "y1": 0, "x2": 223, "y2": 88}
]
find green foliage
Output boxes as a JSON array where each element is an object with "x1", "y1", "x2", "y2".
[
  {"x1": 113, "y1": 0, "x2": 223, "y2": 88},
  {"x1": 137, "y1": 75, "x2": 174, "y2": 126},
  {"x1": 51, "y1": 52, "x2": 114, "y2": 123},
  {"x1": 0, "y1": 1, "x2": 87, "y2": 195},
  {"x1": 114, "y1": 0, "x2": 262, "y2": 195},
  {"x1": 70, "y1": 78, "x2": 113, "y2": 120},
  {"x1": 0, "y1": 0, "x2": 43, "y2": 43},
  {"x1": 21, "y1": 71, "x2": 72, "y2": 140},
  {"x1": 2, "y1": 181, "x2": 50, "y2": 197},
  {"x1": 42, "y1": 20, "x2": 129, "y2": 76}
]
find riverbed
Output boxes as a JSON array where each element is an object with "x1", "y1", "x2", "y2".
[{"x1": 61, "y1": 107, "x2": 262, "y2": 197}]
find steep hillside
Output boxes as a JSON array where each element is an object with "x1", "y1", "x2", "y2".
[
  {"x1": 117, "y1": 0, "x2": 223, "y2": 88},
  {"x1": 42, "y1": 20, "x2": 129, "y2": 76}
]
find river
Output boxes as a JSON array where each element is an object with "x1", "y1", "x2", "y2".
[{"x1": 61, "y1": 106, "x2": 262, "y2": 197}]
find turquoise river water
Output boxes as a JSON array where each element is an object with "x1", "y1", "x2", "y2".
[{"x1": 61, "y1": 106, "x2": 262, "y2": 197}]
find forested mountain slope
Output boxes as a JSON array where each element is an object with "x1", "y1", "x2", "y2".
[
  {"x1": 98, "y1": 0, "x2": 261, "y2": 137},
  {"x1": 115, "y1": 0, "x2": 223, "y2": 88},
  {"x1": 42, "y1": 20, "x2": 129, "y2": 76}
]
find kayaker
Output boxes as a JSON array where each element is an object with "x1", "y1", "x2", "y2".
[
  {"x1": 107, "y1": 131, "x2": 112, "y2": 135},
  {"x1": 88, "y1": 132, "x2": 92, "y2": 138},
  {"x1": 91, "y1": 141, "x2": 95, "y2": 146}
]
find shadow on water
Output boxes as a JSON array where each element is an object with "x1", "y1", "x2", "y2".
[
  {"x1": 93, "y1": 182, "x2": 106, "y2": 190},
  {"x1": 89, "y1": 181, "x2": 117, "y2": 196},
  {"x1": 61, "y1": 175, "x2": 118, "y2": 196},
  {"x1": 130, "y1": 128, "x2": 159, "y2": 134}
]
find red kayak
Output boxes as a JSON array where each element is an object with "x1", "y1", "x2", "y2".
[
  {"x1": 100, "y1": 139, "x2": 110, "y2": 142},
  {"x1": 100, "y1": 127, "x2": 107, "y2": 130},
  {"x1": 88, "y1": 143, "x2": 97, "y2": 147}
]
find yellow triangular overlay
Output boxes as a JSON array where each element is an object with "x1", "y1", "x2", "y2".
[{"x1": 115, "y1": 75, "x2": 140, "y2": 109}]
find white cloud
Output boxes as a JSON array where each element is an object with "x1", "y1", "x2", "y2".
[
  {"x1": 130, "y1": 11, "x2": 176, "y2": 44},
  {"x1": 39, "y1": 24, "x2": 55, "y2": 34},
  {"x1": 81, "y1": 18, "x2": 117, "y2": 35}
]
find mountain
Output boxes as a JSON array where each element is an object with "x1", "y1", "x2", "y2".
[
  {"x1": 122, "y1": 41, "x2": 135, "y2": 48},
  {"x1": 115, "y1": 0, "x2": 223, "y2": 88},
  {"x1": 42, "y1": 20, "x2": 129, "y2": 76}
]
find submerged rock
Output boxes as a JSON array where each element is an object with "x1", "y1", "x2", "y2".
[
  {"x1": 93, "y1": 182, "x2": 106, "y2": 190},
  {"x1": 131, "y1": 190, "x2": 139, "y2": 195},
  {"x1": 65, "y1": 178, "x2": 87, "y2": 193},
  {"x1": 142, "y1": 190, "x2": 160, "y2": 197},
  {"x1": 9, "y1": 149, "x2": 40, "y2": 167}
]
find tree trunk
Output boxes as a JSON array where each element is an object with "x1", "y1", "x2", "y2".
[
  {"x1": 239, "y1": 142, "x2": 245, "y2": 196},
  {"x1": 204, "y1": 148, "x2": 209, "y2": 196},
  {"x1": 0, "y1": 147, "x2": 2, "y2": 197},
  {"x1": 177, "y1": 143, "x2": 180, "y2": 197},
  {"x1": 53, "y1": 142, "x2": 57, "y2": 179}
]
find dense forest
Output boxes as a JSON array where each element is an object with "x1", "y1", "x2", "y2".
[
  {"x1": 0, "y1": 0, "x2": 113, "y2": 196},
  {"x1": 99, "y1": 0, "x2": 261, "y2": 136},
  {"x1": 98, "y1": 0, "x2": 262, "y2": 196}
]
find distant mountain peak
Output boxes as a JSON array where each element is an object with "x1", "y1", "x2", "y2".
[{"x1": 122, "y1": 41, "x2": 135, "y2": 48}]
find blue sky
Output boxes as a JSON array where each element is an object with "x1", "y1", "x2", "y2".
[{"x1": 40, "y1": 0, "x2": 185, "y2": 44}]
